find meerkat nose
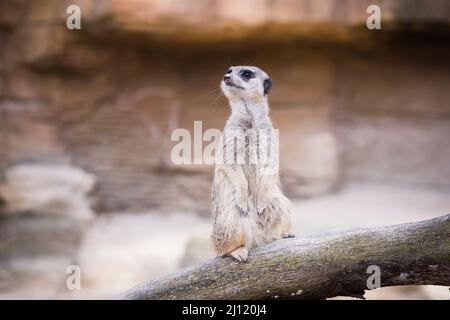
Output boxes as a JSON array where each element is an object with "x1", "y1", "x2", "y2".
[{"x1": 223, "y1": 74, "x2": 231, "y2": 82}]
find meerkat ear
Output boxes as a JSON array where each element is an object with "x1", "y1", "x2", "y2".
[{"x1": 263, "y1": 78, "x2": 272, "y2": 95}]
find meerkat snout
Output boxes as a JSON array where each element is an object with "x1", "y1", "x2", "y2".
[{"x1": 220, "y1": 66, "x2": 272, "y2": 101}]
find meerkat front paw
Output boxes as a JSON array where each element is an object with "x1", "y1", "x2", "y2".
[
  {"x1": 230, "y1": 246, "x2": 248, "y2": 262},
  {"x1": 235, "y1": 195, "x2": 248, "y2": 216},
  {"x1": 257, "y1": 206, "x2": 267, "y2": 216},
  {"x1": 231, "y1": 186, "x2": 248, "y2": 216},
  {"x1": 256, "y1": 201, "x2": 269, "y2": 216},
  {"x1": 236, "y1": 205, "x2": 248, "y2": 216}
]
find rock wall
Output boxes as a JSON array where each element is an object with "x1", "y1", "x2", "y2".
[
  {"x1": 1, "y1": 0, "x2": 450, "y2": 215},
  {"x1": 1, "y1": 0, "x2": 450, "y2": 299}
]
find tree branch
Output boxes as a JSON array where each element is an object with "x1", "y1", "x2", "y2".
[{"x1": 121, "y1": 214, "x2": 450, "y2": 299}]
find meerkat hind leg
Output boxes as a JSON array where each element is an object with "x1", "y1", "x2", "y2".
[{"x1": 229, "y1": 246, "x2": 249, "y2": 262}]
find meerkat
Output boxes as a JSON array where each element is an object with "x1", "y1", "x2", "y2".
[{"x1": 211, "y1": 65, "x2": 293, "y2": 262}]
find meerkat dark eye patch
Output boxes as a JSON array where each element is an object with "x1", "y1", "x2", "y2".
[
  {"x1": 263, "y1": 78, "x2": 272, "y2": 95},
  {"x1": 226, "y1": 68, "x2": 232, "y2": 74},
  {"x1": 239, "y1": 69, "x2": 255, "y2": 81}
]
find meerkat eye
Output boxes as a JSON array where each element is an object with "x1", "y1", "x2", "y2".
[
  {"x1": 240, "y1": 69, "x2": 255, "y2": 81},
  {"x1": 226, "y1": 68, "x2": 232, "y2": 74}
]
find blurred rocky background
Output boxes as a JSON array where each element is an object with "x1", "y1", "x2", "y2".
[{"x1": 0, "y1": 0, "x2": 449, "y2": 299}]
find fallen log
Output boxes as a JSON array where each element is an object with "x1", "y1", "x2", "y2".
[{"x1": 121, "y1": 213, "x2": 450, "y2": 299}]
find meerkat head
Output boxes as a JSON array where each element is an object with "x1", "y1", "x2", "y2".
[{"x1": 220, "y1": 66, "x2": 272, "y2": 102}]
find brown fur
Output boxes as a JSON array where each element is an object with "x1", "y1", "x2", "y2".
[{"x1": 211, "y1": 66, "x2": 292, "y2": 262}]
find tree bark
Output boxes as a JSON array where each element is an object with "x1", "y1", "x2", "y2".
[{"x1": 121, "y1": 214, "x2": 450, "y2": 300}]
